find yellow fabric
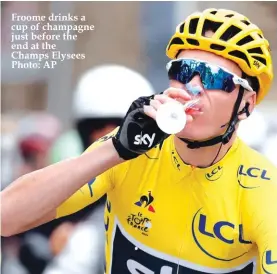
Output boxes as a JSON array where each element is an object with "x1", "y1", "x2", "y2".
[
  {"x1": 166, "y1": 8, "x2": 273, "y2": 104},
  {"x1": 56, "y1": 133, "x2": 277, "y2": 274},
  {"x1": 56, "y1": 129, "x2": 117, "y2": 218}
]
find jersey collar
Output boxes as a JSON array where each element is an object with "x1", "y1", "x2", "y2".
[{"x1": 169, "y1": 135, "x2": 241, "y2": 183}]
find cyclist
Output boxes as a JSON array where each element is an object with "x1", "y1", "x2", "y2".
[{"x1": 1, "y1": 9, "x2": 276, "y2": 274}]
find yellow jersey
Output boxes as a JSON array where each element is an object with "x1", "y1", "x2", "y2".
[{"x1": 56, "y1": 130, "x2": 277, "y2": 274}]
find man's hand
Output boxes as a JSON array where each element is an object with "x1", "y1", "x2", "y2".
[
  {"x1": 112, "y1": 88, "x2": 193, "y2": 160},
  {"x1": 144, "y1": 87, "x2": 200, "y2": 122}
]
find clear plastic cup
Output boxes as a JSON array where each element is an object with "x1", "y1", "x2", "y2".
[{"x1": 156, "y1": 84, "x2": 202, "y2": 134}]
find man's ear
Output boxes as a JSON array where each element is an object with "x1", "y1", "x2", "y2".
[{"x1": 238, "y1": 92, "x2": 256, "y2": 121}]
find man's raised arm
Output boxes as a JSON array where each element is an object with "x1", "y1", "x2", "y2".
[{"x1": 1, "y1": 139, "x2": 122, "y2": 236}]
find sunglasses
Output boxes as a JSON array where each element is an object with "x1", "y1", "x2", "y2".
[{"x1": 166, "y1": 58, "x2": 253, "y2": 93}]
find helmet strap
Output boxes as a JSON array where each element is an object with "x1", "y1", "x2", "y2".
[{"x1": 179, "y1": 84, "x2": 245, "y2": 149}]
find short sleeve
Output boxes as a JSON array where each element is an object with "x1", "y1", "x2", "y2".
[
  {"x1": 243, "y1": 179, "x2": 277, "y2": 274},
  {"x1": 56, "y1": 128, "x2": 118, "y2": 218}
]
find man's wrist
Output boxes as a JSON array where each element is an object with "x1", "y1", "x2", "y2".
[
  {"x1": 112, "y1": 137, "x2": 138, "y2": 161},
  {"x1": 105, "y1": 138, "x2": 127, "y2": 164}
]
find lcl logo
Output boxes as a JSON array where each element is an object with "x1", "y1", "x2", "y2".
[
  {"x1": 192, "y1": 208, "x2": 251, "y2": 261},
  {"x1": 262, "y1": 250, "x2": 277, "y2": 274},
  {"x1": 205, "y1": 166, "x2": 223, "y2": 181},
  {"x1": 238, "y1": 165, "x2": 270, "y2": 180},
  {"x1": 198, "y1": 214, "x2": 251, "y2": 245}
]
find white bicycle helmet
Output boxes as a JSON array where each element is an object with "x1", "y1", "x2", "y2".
[{"x1": 73, "y1": 64, "x2": 155, "y2": 120}]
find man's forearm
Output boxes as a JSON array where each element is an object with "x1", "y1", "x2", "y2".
[{"x1": 1, "y1": 139, "x2": 123, "y2": 236}]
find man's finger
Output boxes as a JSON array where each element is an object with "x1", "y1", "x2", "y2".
[
  {"x1": 143, "y1": 105, "x2": 157, "y2": 120},
  {"x1": 154, "y1": 94, "x2": 175, "y2": 104},
  {"x1": 164, "y1": 87, "x2": 192, "y2": 101},
  {"x1": 150, "y1": 99, "x2": 162, "y2": 111}
]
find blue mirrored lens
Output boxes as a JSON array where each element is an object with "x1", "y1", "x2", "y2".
[{"x1": 168, "y1": 59, "x2": 236, "y2": 93}]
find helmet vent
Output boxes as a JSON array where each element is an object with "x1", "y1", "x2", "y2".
[
  {"x1": 189, "y1": 18, "x2": 200, "y2": 34},
  {"x1": 186, "y1": 38, "x2": 200, "y2": 46},
  {"x1": 210, "y1": 11, "x2": 217, "y2": 15},
  {"x1": 220, "y1": 25, "x2": 241, "y2": 41},
  {"x1": 247, "y1": 47, "x2": 263, "y2": 54},
  {"x1": 241, "y1": 20, "x2": 250, "y2": 26},
  {"x1": 179, "y1": 23, "x2": 185, "y2": 33},
  {"x1": 229, "y1": 50, "x2": 251, "y2": 67},
  {"x1": 236, "y1": 35, "x2": 254, "y2": 46},
  {"x1": 225, "y1": 14, "x2": 234, "y2": 18},
  {"x1": 202, "y1": 19, "x2": 223, "y2": 36},
  {"x1": 167, "y1": 37, "x2": 184, "y2": 51},
  {"x1": 258, "y1": 34, "x2": 263, "y2": 39},
  {"x1": 210, "y1": 44, "x2": 226, "y2": 51},
  {"x1": 253, "y1": 56, "x2": 267, "y2": 65}
]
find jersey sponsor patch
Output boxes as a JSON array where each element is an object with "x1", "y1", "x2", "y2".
[
  {"x1": 237, "y1": 165, "x2": 271, "y2": 189},
  {"x1": 108, "y1": 219, "x2": 254, "y2": 274},
  {"x1": 205, "y1": 166, "x2": 223, "y2": 181},
  {"x1": 134, "y1": 191, "x2": 155, "y2": 213},
  {"x1": 171, "y1": 150, "x2": 181, "y2": 171},
  {"x1": 134, "y1": 133, "x2": 156, "y2": 147},
  {"x1": 262, "y1": 249, "x2": 277, "y2": 274},
  {"x1": 192, "y1": 208, "x2": 252, "y2": 262}
]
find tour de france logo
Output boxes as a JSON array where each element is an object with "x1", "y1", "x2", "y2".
[
  {"x1": 126, "y1": 191, "x2": 155, "y2": 236},
  {"x1": 127, "y1": 212, "x2": 152, "y2": 236}
]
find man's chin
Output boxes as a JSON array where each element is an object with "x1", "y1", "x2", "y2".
[
  {"x1": 174, "y1": 127, "x2": 217, "y2": 142},
  {"x1": 175, "y1": 132, "x2": 203, "y2": 141}
]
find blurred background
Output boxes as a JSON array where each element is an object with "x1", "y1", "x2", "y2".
[{"x1": 1, "y1": 1, "x2": 277, "y2": 274}]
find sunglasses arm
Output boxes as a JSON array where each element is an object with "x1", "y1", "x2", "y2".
[{"x1": 233, "y1": 76, "x2": 253, "y2": 92}]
